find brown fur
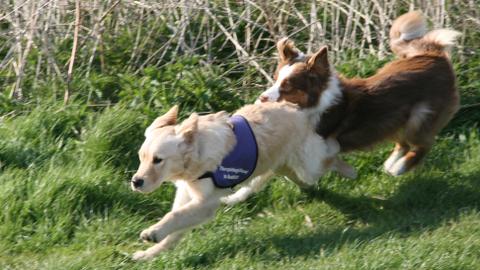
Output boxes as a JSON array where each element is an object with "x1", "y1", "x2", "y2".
[
  {"x1": 326, "y1": 53, "x2": 458, "y2": 153},
  {"x1": 274, "y1": 50, "x2": 332, "y2": 108},
  {"x1": 265, "y1": 11, "x2": 460, "y2": 175}
]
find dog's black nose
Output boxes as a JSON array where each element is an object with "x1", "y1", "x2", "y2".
[{"x1": 132, "y1": 178, "x2": 144, "y2": 188}]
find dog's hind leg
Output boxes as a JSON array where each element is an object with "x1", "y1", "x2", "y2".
[
  {"x1": 221, "y1": 172, "x2": 273, "y2": 205},
  {"x1": 384, "y1": 141, "x2": 410, "y2": 172},
  {"x1": 279, "y1": 167, "x2": 315, "y2": 189},
  {"x1": 387, "y1": 145, "x2": 430, "y2": 176},
  {"x1": 386, "y1": 99, "x2": 458, "y2": 176}
]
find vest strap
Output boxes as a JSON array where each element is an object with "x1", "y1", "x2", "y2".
[{"x1": 196, "y1": 115, "x2": 258, "y2": 189}]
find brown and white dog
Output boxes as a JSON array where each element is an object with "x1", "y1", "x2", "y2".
[
  {"x1": 257, "y1": 11, "x2": 461, "y2": 176},
  {"x1": 130, "y1": 102, "x2": 352, "y2": 260}
]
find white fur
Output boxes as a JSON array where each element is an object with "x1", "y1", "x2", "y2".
[
  {"x1": 294, "y1": 131, "x2": 332, "y2": 183},
  {"x1": 133, "y1": 179, "x2": 224, "y2": 260},
  {"x1": 221, "y1": 173, "x2": 272, "y2": 205},
  {"x1": 390, "y1": 11, "x2": 427, "y2": 45},
  {"x1": 397, "y1": 18, "x2": 426, "y2": 41},
  {"x1": 390, "y1": 11, "x2": 460, "y2": 58},
  {"x1": 402, "y1": 29, "x2": 462, "y2": 58},
  {"x1": 131, "y1": 103, "x2": 355, "y2": 260},
  {"x1": 256, "y1": 64, "x2": 295, "y2": 103},
  {"x1": 386, "y1": 156, "x2": 409, "y2": 176},
  {"x1": 399, "y1": 29, "x2": 426, "y2": 41},
  {"x1": 423, "y1": 29, "x2": 462, "y2": 48},
  {"x1": 295, "y1": 51, "x2": 306, "y2": 61},
  {"x1": 304, "y1": 73, "x2": 342, "y2": 126},
  {"x1": 383, "y1": 148, "x2": 407, "y2": 172},
  {"x1": 317, "y1": 74, "x2": 342, "y2": 115},
  {"x1": 407, "y1": 103, "x2": 432, "y2": 131}
]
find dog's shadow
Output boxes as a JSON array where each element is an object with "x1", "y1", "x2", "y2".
[
  {"x1": 180, "y1": 167, "x2": 480, "y2": 267},
  {"x1": 269, "y1": 170, "x2": 480, "y2": 258}
]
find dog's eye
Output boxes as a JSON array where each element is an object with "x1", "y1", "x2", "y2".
[{"x1": 153, "y1": 157, "x2": 163, "y2": 164}]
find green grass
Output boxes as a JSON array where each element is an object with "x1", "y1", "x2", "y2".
[
  {"x1": 0, "y1": 99, "x2": 479, "y2": 269},
  {"x1": 0, "y1": 48, "x2": 479, "y2": 269},
  {"x1": 1, "y1": 1, "x2": 479, "y2": 267}
]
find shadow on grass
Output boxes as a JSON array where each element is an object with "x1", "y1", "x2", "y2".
[
  {"x1": 180, "y1": 169, "x2": 480, "y2": 267},
  {"x1": 268, "y1": 170, "x2": 480, "y2": 258}
]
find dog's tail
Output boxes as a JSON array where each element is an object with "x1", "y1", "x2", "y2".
[{"x1": 389, "y1": 11, "x2": 461, "y2": 58}]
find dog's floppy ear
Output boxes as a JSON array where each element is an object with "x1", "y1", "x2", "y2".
[
  {"x1": 145, "y1": 105, "x2": 179, "y2": 137},
  {"x1": 177, "y1": 113, "x2": 198, "y2": 144},
  {"x1": 307, "y1": 46, "x2": 329, "y2": 76},
  {"x1": 277, "y1": 37, "x2": 301, "y2": 62}
]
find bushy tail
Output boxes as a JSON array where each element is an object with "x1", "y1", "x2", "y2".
[{"x1": 389, "y1": 11, "x2": 461, "y2": 58}]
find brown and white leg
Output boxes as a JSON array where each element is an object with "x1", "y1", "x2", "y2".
[
  {"x1": 386, "y1": 101, "x2": 458, "y2": 176},
  {"x1": 384, "y1": 142, "x2": 410, "y2": 173},
  {"x1": 386, "y1": 101, "x2": 455, "y2": 176},
  {"x1": 387, "y1": 145, "x2": 430, "y2": 176}
]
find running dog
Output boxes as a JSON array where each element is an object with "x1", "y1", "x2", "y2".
[
  {"x1": 130, "y1": 102, "x2": 353, "y2": 260},
  {"x1": 257, "y1": 11, "x2": 460, "y2": 176}
]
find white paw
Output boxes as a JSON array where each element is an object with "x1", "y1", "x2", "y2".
[
  {"x1": 383, "y1": 150, "x2": 404, "y2": 172},
  {"x1": 221, "y1": 194, "x2": 245, "y2": 206},
  {"x1": 383, "y1": 157, "x2": 397, "y2": 172},
  {"x1": 132, "y1": 250, "x2": 153, "y2": 261},
  {"x1": 220, "y1": 196, "x2": 234, "y2": 205},
  {"x1": 386, "y1": 157, "x2": 408, "y2": 176},
  {"x1": 221, "y1": 187, "x2": 252, "y2": 205}
]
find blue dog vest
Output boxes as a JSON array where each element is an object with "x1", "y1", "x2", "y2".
[{"x1": 199, "y1": 115, "x2": 258, "y2": 188}]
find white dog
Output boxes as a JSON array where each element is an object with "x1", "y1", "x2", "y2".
[{"x1": 130, "y1": 102, "x2": 354, "y2": 260}]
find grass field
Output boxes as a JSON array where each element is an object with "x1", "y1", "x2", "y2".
[
  {"x1": 1, "y1": 1, "x2": 480, "y2": 268},
  {"x1": 0, "y1": 98, "x2": 479, "y2": 269}
]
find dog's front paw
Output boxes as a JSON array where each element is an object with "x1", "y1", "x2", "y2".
[
  {"x1": 132, "y1": 250, "x2": 154, "y2": 261},
  {"x1": 140, "y1": 228, "x2": 159, "y2": 243}
]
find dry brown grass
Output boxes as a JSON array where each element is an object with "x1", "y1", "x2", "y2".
[{"x1": 1, "y1": 0, "x2": 478, "y2": 100}]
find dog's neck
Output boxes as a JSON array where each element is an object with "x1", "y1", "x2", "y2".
[
  {"x1": 314, "y1": 73, "x2": 371, "y2": 144},
  {"x1": 304, "y1": 72, "x2": 343, "y2": 128},
  {"x1": 311, "y1": 71, "x2": 369, "y2": 139},
  {"x1": 180, "y1": 116, "x2": 236, "y2": 181}
]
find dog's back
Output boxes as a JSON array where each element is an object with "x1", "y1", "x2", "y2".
[
  {"x1": 336, "y1": 53, "x2": 458, "y2": 151},
  {"x1": 333, "y1": 11, "x2": 460, "y2": 153},
  {"x1": 232, "y1": 101, "x2": 340, "y2": 189},
  {"x1": 234, "y1": 102, "x2": 309, "y2": 171}
]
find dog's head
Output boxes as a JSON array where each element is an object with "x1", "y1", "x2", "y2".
[
  {"x1": 257, "y1": 38, "x2": 335, "y2": 109},
  {"x1": 131, "y1": 105, "x2": 198, "y2": 193}
]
